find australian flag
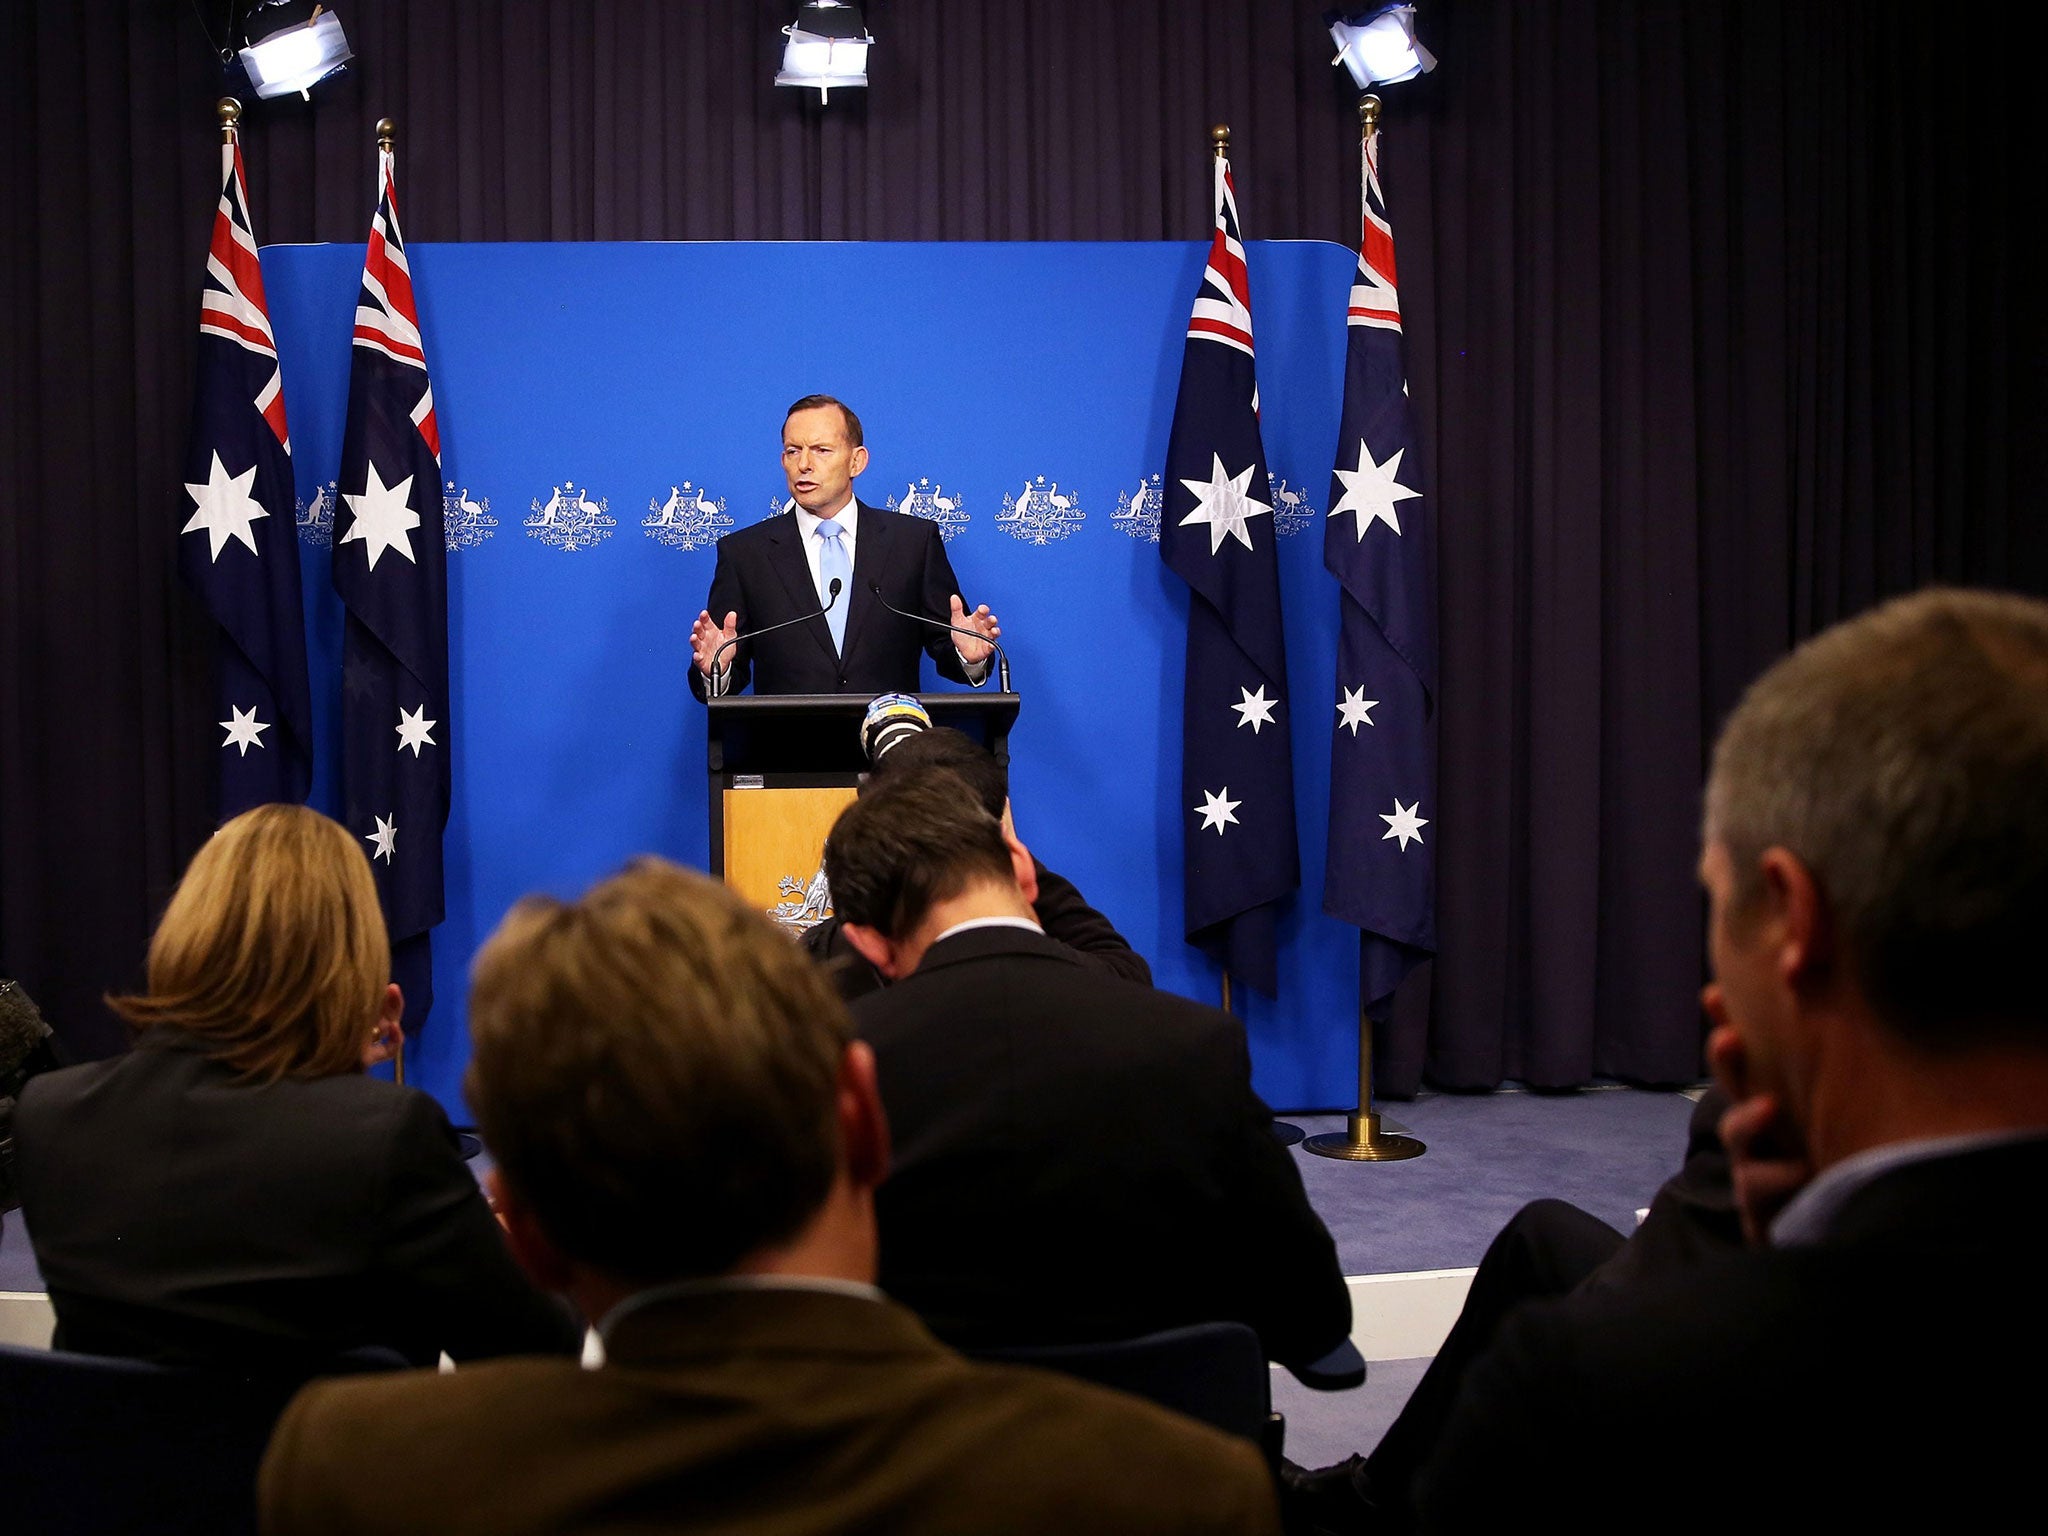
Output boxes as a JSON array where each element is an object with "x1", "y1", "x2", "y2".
[
  {"x1": 1324, "y1": 121, "x2": 1436, "y2": 1009},
  {"x1": 332, "y1": 145, "x2": 449, "y2": 1033},
  {"x1": 179, "y1": 129, "x2": 312, "y2": 819},
  {"x1": 1159, "y1": 152, "x2": 1299, "y2": 996}
]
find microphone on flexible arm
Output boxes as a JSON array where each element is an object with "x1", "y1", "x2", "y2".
[
  {"x1": 707, "y1": 577, "x2": 842, "y2": 686},
  {"x1": 866, "y1": 580, "x2": 1011, "y2": 693}
]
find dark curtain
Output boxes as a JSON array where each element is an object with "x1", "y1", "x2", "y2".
[{"x1": 3, "y1": 2, "x2": 2038, "y2": 1087}]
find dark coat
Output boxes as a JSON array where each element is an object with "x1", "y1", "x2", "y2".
[
  {"x1": 14, "y1": 1032, "x2": 578, "y2": 1369},
  {"x1": 853, "y1": 926, "x2": 1350, "y2": 1367},
  {"x1": 1417, "y1": 1136, "x2": 2048, "y2": 1531},
  {"x1": 259, "y1": 1287, "x2": 1282, "y2": 1536},
  {"x1": 802, "y1": 857, "x2": 1153, "y2": 1001},
  {"x1": 688, "y1": 503, "x2": 976, "y2": 699}
]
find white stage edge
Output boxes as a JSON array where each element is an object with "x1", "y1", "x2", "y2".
[{"x1": 6, "y1": 1271, "x2": 1478, "y2": 1362}]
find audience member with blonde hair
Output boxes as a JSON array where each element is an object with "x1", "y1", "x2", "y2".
[
  {"x1": 260, "y1": 858, "x2": 1281, "y2": 1536},
  {"x1": 14, "y1": 804, "x2": 577, "y2": 1370}
]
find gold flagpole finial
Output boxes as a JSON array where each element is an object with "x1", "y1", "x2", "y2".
[
  {"x1": 217, "y1": 97, "x2": 242, "y2": 143},
  {"x1": 1210, "y1": 123, "x2": 1231, "y2": 160},
  {"x1": 376, "y1": 117, "x2": 396, "y2": 154},
  {"x1": 1359, "y1": 94, "x2": 1382, "y2": 140}
]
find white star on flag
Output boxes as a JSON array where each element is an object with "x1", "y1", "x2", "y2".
[
  {"x1": 366, "y1": 813, "x2": 398, "y2": 863},
  {"x1": 1178, "y1": 452, "x2": 1273, "y2": 555},
  {"x1": 1336, "y1": 687, "x2": 1380, "y2": 735},
  {"x1": 1380, "y1": 799, "x2": 1429, "y2": 851},
  {"x1": 1329, "y1": 437, "x2": 1421, "y2": 540},
  {"x1": 395, "y1": 703, "x2": 439, "y2": 757},
  {"x1": 1232, "y1": 685, "x2": 1279, "y2": 734},
  {"x1": 339, "y1": 462, "x2": 421, "y2": 571},
  {"x1": 1195, "y1": 787, "x2": 1242, "y2": 835},
  {"x1": 182, "y1": 452, "x2": 271, "y2": 562},
  {"x1": 219, "y1": 704, "x2": 271, "y2": 756}
]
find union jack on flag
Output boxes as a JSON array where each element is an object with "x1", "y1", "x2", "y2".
[
  {"x1": 1158, "y1": 149, "x2": 1299, "y2": 996},
  {"x1": 179, "y1": 127, "x2": 313, "y2": 818},
  {"x1": 333, "y1": 140, "x2": 450, "y2": 1035},
  {"x1": 1324, "y1": 118, "x2": 1437, "y2": 1015}
]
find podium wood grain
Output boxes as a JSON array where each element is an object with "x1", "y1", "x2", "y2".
[{"x1": 722, "y1": 786, "x2": 859, "y2": 914}]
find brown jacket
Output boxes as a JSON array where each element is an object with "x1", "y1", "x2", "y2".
[{"x1": 260, "y1": 1285, "x2": 1280, "y2": 1536}]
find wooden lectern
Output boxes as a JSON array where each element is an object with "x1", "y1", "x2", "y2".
[{"x1": 707, "y1": 693, "x2": 1021, "y2": 928}]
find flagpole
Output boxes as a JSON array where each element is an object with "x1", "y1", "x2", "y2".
[
  {"x1": 1305, "y1": 95, "x2": 1422, "y2": 1164},
  {"x1": 218, "y1": 95, "x2": 240, "y2": 143},
  {"x1": 1202, "y1": 118, "x2": 1305, "y2": 1149},
  {"x1": 379, "y1": 111, "x2": 403, "y2": 1093}
]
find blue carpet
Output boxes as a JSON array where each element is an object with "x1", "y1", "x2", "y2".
[{"x1": 1283, "y1": 1087, "x2": 1698, "y2": 1275}]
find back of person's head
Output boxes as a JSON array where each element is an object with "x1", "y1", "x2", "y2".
[
  {"x1": 1705, "y1": 586, "x2": 2048, "y2": 1052},
  {"x1": 825, "y1": 773, "x2": 1015, "y2": 941},
  {"x1": 466, "y1": 858, "x2": 852, "y2": 1286},
  {"x1": 866, "y1": 726, "x2": 1007, "y2": 818},
  {"x1": 109, "y1": 804, "x2": 388, "y2": 1081}
]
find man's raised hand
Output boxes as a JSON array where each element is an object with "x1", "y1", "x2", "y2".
[
  {"x1": 691, "y1": 609, "x2": 739, "y2": 676},
  {"x1": 950, "y1": 594, "x2": 1001, "y2": 666}
]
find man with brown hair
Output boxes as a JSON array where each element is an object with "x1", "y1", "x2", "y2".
[
  {"x1": 259, "y1": 859, "x2": 1281, "y2": 1536},
  {"x1": 824, "y1": 776, "x2": 1350, "y2": 1369},
  {"x1": 1413, "y1": 589, "x2": 2048, "y2": 1530}
]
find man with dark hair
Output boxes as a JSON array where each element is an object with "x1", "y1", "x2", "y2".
[
  {"x1": 687, "y1": 395, "x2": 1001, "y2": 697},
  {"x1": 1411, "y1": 589, "x2": 2048, "y2": 1530},
  {"x1": 802, "y1": 726, "x2": 1152, "y2": 997},
  {"x1": 259, "y1": 859, "x2": 1282, "y2": 1536},
  {"x1": 824, "y1": 775, "x2": 1350, "y2": 1369}
]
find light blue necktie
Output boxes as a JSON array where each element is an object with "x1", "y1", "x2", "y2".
[{"x1": 816, "y1": 519, "x2": 850, "y2": 655}]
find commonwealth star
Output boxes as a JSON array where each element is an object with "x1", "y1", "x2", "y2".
[
  {"x1": 182, "y1": 452, "x2": 271, "y2": 562},
  {"x1": 1329, "y1": 437, "x2": 1421, "y2": 541},
  {"x1": 1178, "y1": 452, "x2": 1273, "y2": 556},
  {"x1": 340, "y1": 462, "x2": 421, "y2": 571}
]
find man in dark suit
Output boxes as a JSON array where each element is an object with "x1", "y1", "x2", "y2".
[
  {"x1": 260, "y1": 860, "x2": 1282, "y2": 1536},
  {"x1": 823, "y1": 774, "x2": 1351, "y2": 1369},
  {"x1": 802, "y1": 724, "x2": 1153, "y2": 1000},
  {"x1": 687, "y1": 395, "x2": 1001, "y2": 698},
  {"x1": 1411, "y1": 589, "x2": 2048, "y2": 1531}
]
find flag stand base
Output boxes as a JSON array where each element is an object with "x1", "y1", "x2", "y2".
[
  {"x1": 1305, "y1": 1110, "x2": 1425, "y2": 1162},
  {"x1": 1305, "y1": 933, "x2": 1428, "y2": 1162}
]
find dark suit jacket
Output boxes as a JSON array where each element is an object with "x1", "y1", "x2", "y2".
[
  {"x1": 852, "y1": 927, "x2": 1350, "y2": 1367},
  {"x1": 688, "y1": 503, "x2": 976, "y2": 698},
  {"x1": 259, "y1": 1287, "x2": 1282, "y2": 1536},
  {"x1": 802, "y1": 857, "x2": 1153, "y2": 1002},
  {"x1": 15, "y1": 1031, "x2": 578, "y2": 1370},
  {"x1": 1417, "y1": 1137, "x2": 2048, "y2": 1531}
]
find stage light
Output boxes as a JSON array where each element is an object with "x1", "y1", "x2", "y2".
[
  {"x1": 237, "y1": 6, "x2": 354, "y2": 100},
  {"x1": 775, "y1": 1, "x2": 872, "y2": 103},
  {"x1": 1326, "y1": 5, "x2": 1437, "y2": 90}
]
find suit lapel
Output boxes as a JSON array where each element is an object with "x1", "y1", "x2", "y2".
[
  {"x1": 838, "y1": 502, "x2": 894, "y2": 668},
  {"x1": 765, "y1": 514, "x2": 837, "y2": 666}
]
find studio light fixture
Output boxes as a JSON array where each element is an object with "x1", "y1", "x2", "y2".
[
  {"x1": 1326, "y1": 5, "x2": 1437, "y2": 90},
  {"x1": 775, "y1": 1, "x2": 872, "y2": 103},
  {"x1": 237, "y1": 5, "x2": 354, "y2": 101}
]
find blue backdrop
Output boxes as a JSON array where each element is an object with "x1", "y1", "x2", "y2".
[{"x1": 262, "y1": 239, "x2": 1364, "y2": 1115}]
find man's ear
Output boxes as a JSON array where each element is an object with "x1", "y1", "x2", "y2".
[
  {"x1": 849, "y1": 444, "x2": 870, "y2": 481},
  {"x1": 1002, "y1": 823, "x2": 1039, "y2": 906},
  {"x1": 1756, "y1": 847, "x2": 1832, "y2": 989},
  {"x1": 838, "y1": 1040, "x2": 891, "y2": 1193},
  {"x1": 486, "y1": 1167, "x2": 575, "y2": 1294},
  {"x1": 841, "y1": 922, "x2": 905, "y2": 980}
]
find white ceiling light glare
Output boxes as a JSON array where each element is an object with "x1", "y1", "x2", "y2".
[
  {"x1": 1327, "y1": 4, "x2": 1438, "y2": 91},
  {"x1": 237, "y1": 7, "x2": 354, "y2": 100},
  {"x1": 775, "y1": 1, "x2": 872, "y2": 103}
]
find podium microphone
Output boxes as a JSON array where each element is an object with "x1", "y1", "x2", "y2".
[
  {"x1": 707, "y1": 577, "x2": 842, "y2": 683},
  {"x1": 866, "y1": 580, "x2": 1011, "y2": 693}
]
